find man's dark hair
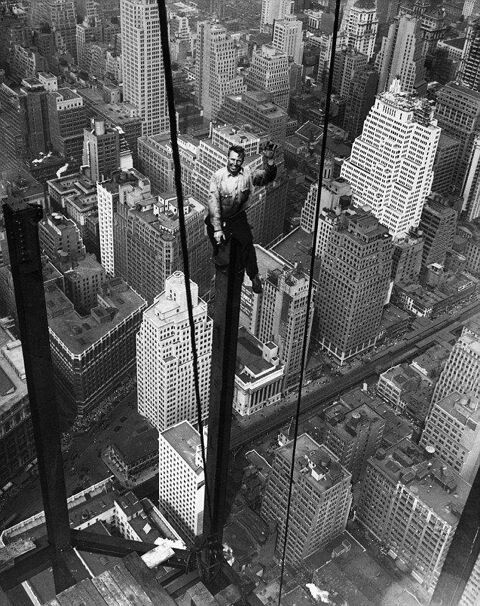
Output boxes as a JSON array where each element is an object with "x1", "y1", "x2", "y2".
[{"x1": 228, "y1": 144, "x2": 246, "y2": 159}]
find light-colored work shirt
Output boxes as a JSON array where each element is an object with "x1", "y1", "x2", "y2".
[{"x1": 208, "y1": 161, "x2": 277, "y2": 231}]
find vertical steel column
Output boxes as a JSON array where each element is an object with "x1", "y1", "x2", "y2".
[
  {"x1": 3, "y1": 199, "x2": 76, "y2": 593},
  {"x1": 202, "y1": 240, "x2": 243, "y2": 568}
]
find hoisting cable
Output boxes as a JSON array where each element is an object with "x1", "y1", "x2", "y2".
[
  {"x1": 156, "y1": 0, "x2": 213, "y2": 534},
  {"x1": 277, "y1": 0, "x2": 342, "y2": 603}
]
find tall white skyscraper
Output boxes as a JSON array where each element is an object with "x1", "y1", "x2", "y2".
[
  {"x1": 195, "y1": 20, "x2": 246, "y2": 121},
  {"x1": 158, "y1": 420, "x2": 205, "y2": 541},
  {"x1": 273, "y1": 14, "x2": 304, "y2": 65},
  {"x1": 376, "y1": 14, "x2": 427, "y2": 96},
  {"x1": 431, "y1": 322, "x2": 480, "y2": 405},
  {"x1": 137, "y1": 272, "x2": 212, "y2": 431},
  {"x1": 341, "y1": 80, "x2": 441, "y2": 238},
  {"x1": 344, "y1": 0, "x2": 378, "y2": 61},
  {"x1": 260, "y1": 0, "x2": 292, "y2": 33},
  {"x1": 245, "y1": 45, "x2": 290, "y2": 110},
  {"x1": 120, "y1": 0, "x2": 169, "y2": 136}
]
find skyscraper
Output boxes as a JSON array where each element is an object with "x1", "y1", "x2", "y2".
[
  {"x1": 272, "y1": 14, "x2": 304, "y2": 65},
  {"x1": 29, "y1": 0, "x2": 77, "y2": 59},
  {"x1": 359, "y1": 438, "x2": 468, "y2": 591},
  {"x1": 315, "y1": 207, "x2": 392, "y2": 365},
  {"x1": 120, "y1": 0, "x2": 168, "y2": 136},
  {"x1": 344, "y1": 0, "x2": 378, "y2": 61},
  {"x1": 245, "y1": 45, "x2": 290, "y2": 110},
  {"x1": 459, "y1": 17, "x2": 480, "y2": 91},
  {"x1": 434, "y1": 82, "x2": 480, "y2": 190},
  {"x1": 136, "y1": 272, "x2": 212, "y2": 431},
  {"x1": 418, "y1": 193, "x2": 457, "y2": 269},
  {"x1": 341, "y1": 80, "x2": 440, "y2": 238},
  {"x1": 261, "y1": 435, "x2": 352, "y2": 565},
  {"x1": 333, "y1": 48, "x2": 368, "y2": 99},
  {"x1": 462, "y1": 134, "x2": 480, "y2": 220},
  {"x1": 260, "y1": 0, "x2": 292, "y2": 34},
  {"x1": 376, "y1": 14, "x2": 427, "y2": 95},
  {"x1": 82, "y1": 119, "x2": 122, "y2": 184},
  {"x1": 421, "y1": 392, "x2": 480, "y2": 485},
  {"x1": 195, "y1": 20, "x2": 246, "y2": 121},
  {"x1": 158, "y1": 421, "x2": 205, "y2": 542},
  {"x1": 431, "y1": 322, "x2": 480, "y2": 405},
  {"x1": 248, "y1": 246, "x2": 314, "y2": 392},
  {"x1": 344, "y1": 65, "x2": 379, "y2": 140}
]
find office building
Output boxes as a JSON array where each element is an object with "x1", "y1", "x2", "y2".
[
  {"x1": 260, "y1": 0, "x2": 292, "y2": 33},
  {"x1": 333, "y1": 48, "x2": 368, "y2": 99},
  {"x1": 418, "y1": 193, "x2": 457, "y2": 269},
  {"x1": 432, "y1": 322, "x2": 480, "y2": 405},
  {"x1": 358, "y1": 438, "x2": 468, "y2": 590},
  {"x1": 76, "y1": 15, "x2": 104, "y2": 71},
  {"x1": 38, "y1": 213, "x2": 86, "y2": 262},
  {"x1": 323, "y1": 400, "x2": 384, "y2": 483},
  {"x1": 344, "y1": 65, "x2": 379, "y2": 140},
  {"x1": 315, "y1": 207, "x2": 392, "y2": 365},
  {"x1": 432, "y1": 133, "x2": 461, "y2": 196},
  {"x1": 136, "y1": 272, "x2": 212, "y2": 432},
  {"x1": 248, "y1": 246, "x2": 314, "y2": 392},
  {"x1": 391, "y1": 231, "x2": 424, "y2": 285},
  {"x1": 120, "y1": 0, "x2": 168, "y2": 136},
  {"x1": 29, "y1": 0, "x2": 77, "y2": 59},
  {"x1": 341, "y1": 80, "x2": 440, "y2": 238},
  {"x1": 460, "y1": 550, "x2": 480, "y2": 605},
  {"x1": 434, "y1": 82, "x2": 480, "y2": 190},
  {"x1": 0, "y1": 320, "x2": 36, "y2": 488},
  {"x1": 261, "y1": 435, "x2": 352, "y2": 566},
  {"x1": 461, "y1": 134, "x2": 480, "y2": 221},
  {"x1": 217, "y1": 90, "x2": 288, "y2": 145},
  {"x1": 195, "y1": 20, "x2": 246, "y2": 121},
  {"x1": 46, "y1": 278, "x2": 146, "y2": 418},
  {"x1": 82, "y1": 118, "x2": 122, "y2": 183},
  {"x1": 245, "y1": 45, "x2": 290, "y2": 110},
  {"x1": 377, "y1": 362, "x2": 433, "y2": 416},
  {"x1": 48, "y1": 88, "x2": 89, "y2": 172},
  {"x1": 344, "y1": 0, "x2": 378, "y2": 60},
  {"x1": 272, "y1": 14, "x2": 304, "y2": 65},
  {"x1": 421, "y1": 392, "x2": 480, "y2": 485},
  {"x1": 158, "y1": 421, "x2": 205, "y2": 542},
  {"x1": 459, "y1": 17, "x2": 480, "y2": 91},
  {"x1": 98, "y1": 170, "x2": 211, "y2": 300},
  {"x1": 376, "y1": 14, "x2": 427, "y2": 96},
  {"x1": 234, "y1": 327, "x2": 284, "y2": 416}
]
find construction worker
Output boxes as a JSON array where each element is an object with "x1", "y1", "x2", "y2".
[{"x1": 206, "y1": 141, "x2": 278, "y2": 294}]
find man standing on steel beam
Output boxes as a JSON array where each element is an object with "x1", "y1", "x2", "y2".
[{"x1": 205, "y1": 140, "x2": 278, "y2": 294}]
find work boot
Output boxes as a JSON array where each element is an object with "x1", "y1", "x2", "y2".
[{"x1": 251, "y1": 274, "x2": 263, "y2": 294}]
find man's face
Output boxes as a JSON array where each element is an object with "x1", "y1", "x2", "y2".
[{"x1": 227, "y1": 150, "x2": 244, "y2": 175}]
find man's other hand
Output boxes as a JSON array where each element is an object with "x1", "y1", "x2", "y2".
[
  {"x1": 262, "y1": 140, "x2": 278, "y2": 161},
  {"x1": 214, "y1": 230, "x2": 225, "y2": 245}
]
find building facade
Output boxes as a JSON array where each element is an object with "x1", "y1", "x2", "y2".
[{"x1": 136, "y1": 272, "x2": 212, "y2": 431}]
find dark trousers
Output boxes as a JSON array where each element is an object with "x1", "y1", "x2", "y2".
[{"x1": 205, "y1": 211, "x2": 259, "y2": 280}]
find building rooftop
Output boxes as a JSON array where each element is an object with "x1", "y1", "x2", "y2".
[
  {"x1": 324, "y1": 402, "x2": 384, "y2": 441},
  {"x1": 236, "y1": 327, "x2": 280, "y2": 383},
  {"x1": 372, "y1": 438, "x2": 469, "y2": 526},
  {"x1": 435, "y1": 391, "x2": 480, "y2": 427},
  {"x1": 0, "y1": 325, "x2": 27, "y2": 416},
  {"x1": 107, "y1": 415, "x2": 158, "y2": 465},
  {"x1": 279, "y1": 434, "x2": 351, "y2": 491},
  {"x1": 160, "y1": 421, "x2": 202, "y2": 474},
  {"x1": 46, "y1": 278, "x2": 146, "y2": 355},
  {"x1": 441, "y1": 37, "x2": 466, "y2": 50},
  {"x1": 410, "y1": 341, "x2": 452, "y2": 379},
  {"x1": 270, "y1": 227, "x2": 318, "y2": 275}
]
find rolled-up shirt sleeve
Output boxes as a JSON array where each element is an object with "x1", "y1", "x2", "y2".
[{"x1": 208, "y1": 172, "x2": 223, "y2": 231}]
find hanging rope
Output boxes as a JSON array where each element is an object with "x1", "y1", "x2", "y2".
[
  {"x1": 277, "y1": 1, "x2": 342, "y2": 603},
  {"x1": 156, "y1": 0, "x2": 213, "y2": 532}
]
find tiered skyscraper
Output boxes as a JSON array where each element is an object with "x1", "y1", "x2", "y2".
[
  {"x1": 120, "y1": 0, "x2": 168, "y2": 136},
  {"x1": 136, "y1": 272, "x2": 212, "y2": 432},
  {"x1": 261, "y1": 435, "x2": 352, "y2": 565},
  {"x1": 376, "y1": 14, "x2": 427, "y2": 95},
  {"x1": 341, "y1": 80, "x2": 440, "y2": 238},
  {"x1": 195, "y1": 20, "x2": 246, "y2": 121},
  {"x1": 315, "y1": 207, "x2": 392, "y2": 365}
]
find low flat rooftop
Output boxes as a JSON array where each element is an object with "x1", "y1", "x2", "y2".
[{"x1": 271, "y1": 227, "x2": 319, "y2": 276}]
